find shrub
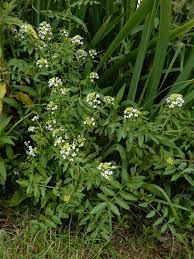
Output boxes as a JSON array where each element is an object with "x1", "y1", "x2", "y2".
[{"x1": 6, "y1": 21, "x2": 194, "y2": 253}]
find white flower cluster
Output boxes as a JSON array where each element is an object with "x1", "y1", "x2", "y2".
[
  {"x1": 48, "y1": 77, "x2": 63, "y2": 88},
  {"x1": 166, "y1": 94, "x2": 184, "y2": 108},
  {"x1": 84, "y1": 116, "x2": 96, "y2": 127},
  {"x1": 46, "y1": 101, "x2": 58, "y2": 114},
  {"x1": 38, "y1": 21, "x2": 52, "y2": 41},
  {"x1": 103, "y1": 96, "x2": 115, "y2": 106},
  {"x1": 54, "y1": 136, "x2": 65, "y2": 147},
  {"x1": 86, "y1": 92, "x2": 101, "y2": 108},
  {"x1": 28, "y1": 126, "x2": 36, "y2": 132},
  {"x1": 89, "y1": 72, "x2": 99, "y2": 83},
  {"x1": 48, "y1": 77, "x2": 69, "y2": 96},
  {"x1": 52, "y1": 127, "x2": 65, "y2": 138},
  {"x1": 32, "y1": 115, "x2": 39, "y2": 122},
  {"x1": 39, "y1": 41, "x2": 47, "y2": 51},
  {"x1": 89, "y1": 49, "x2": 97, "y2": 59},
  {"x1": 97, "y1": 162, "x2": 116, "y2": 180},
  {"x1": 24, "y1": 141, "x2": 37, "y2": 157},
  {"x1": 76, "y1": 49, "x2": 88, "y2": 61},
  {"x1": 60, "y1": 28, "x2": 69, "y2": 38},
  {"x1": 124, "y1": 107, "x2": 140, "y2": 119},
  {"x1": 71, "y1": 35, "x2": 83, "y2": 46},
  {"x1": 60, "y1": 88, "x2": 69, "y2": 95},
  {"x1": 45, "y1": 119, "x2": 57, "y2": 131},
  {"x1": 18, "y1": 23, "x2": 31, "y2": 40},
  {"x1": 59, "y1": 135, "x2": 86, "y2": 162},
  {"x1": 36, "y1": 58, "x2": 48, "y2": 69}
]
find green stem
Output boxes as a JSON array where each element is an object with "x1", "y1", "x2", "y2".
[{"x1": 7, "y1": 112, "x2": 34, "y2": 134}]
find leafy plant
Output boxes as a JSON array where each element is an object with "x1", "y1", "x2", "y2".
[{"x1": 5, "y1": 21, "x2": 193, "y2": 256}]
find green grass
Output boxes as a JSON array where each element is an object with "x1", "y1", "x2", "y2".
[{"x1": 0, "y1": 209, "x2": 186, "y2": 259}]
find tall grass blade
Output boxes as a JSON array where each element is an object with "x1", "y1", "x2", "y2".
[
  {"x1": 99, "y1": 20, "x2": 194, "y2": 83},
  {"x1": 96, "y1": 0, "x2": 157, "y2": 71},
  {"x1": 128, "y1": 0, "x2": 158, "y2": 101},
  {"x1": 90, "y1": 15, "x2": 122, "y2": 48},
  {"x1": 143, "y1": 0, "x2": 170, "y2": 109}
]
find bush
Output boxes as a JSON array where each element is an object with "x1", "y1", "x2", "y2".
[{"x1": 5, "y1": 22, "x2": 193, "y2": 251}]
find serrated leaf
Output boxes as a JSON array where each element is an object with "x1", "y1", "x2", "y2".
[
  {"x1": 127, "y1": 175, "x2": 145, "y2": 189},
  {"x1": 153, "y1": 217, "x2": 163, "y2": 226},
  {"x1": 108, "y1": 202, "x2": 120, "y2": 216},
  {"x1": 100, "y1": 186, "x2": 115, "y2": 196},
  {"x1": 115, "y1": 197, "x2": 129, "y2": 210},
  {"x1": 146, "y1": 210, "x2": 156, "y2": 218},
  {"x1": 161, "y1": 223, "x2": 168, "y2": 233},
  {"x1": 90, "y1": 202, "x2": 107, "y2": 214},
  {"x1": 120, "y1": 191, "x2": 137, "y2": 201}
]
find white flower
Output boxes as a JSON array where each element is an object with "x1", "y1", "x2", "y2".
[
  {"x1": 45, "y1": 124, "x2": 53, "y2": 131},
  {"x1": 77, "y1": 135, "x2": 86, "y2": 147},
  {"x1": 24, "y1": 141, "x2": 37, "y2": 157},
  {"x1": 166, "y1": 94, "x2": 184, "y2": 108},
  {"x1": 17, "y1": 23, "x2": 38, "y2": 41},
  {"x1": 60, "y1": 28, "x2": 69, "y2": 38},
  {"x1": 86, "y1": 92, "x2": 101, "y2": 108},
  {"x1": 18, "y1": 23, "x2": 31, "y2": 39},
  {"x1": 97, "y1": 162, "x2": 116, "y2": 180},
  {"x1": 36, "y1": 58, "x2": 48, "y2": 69},
  {"x1": 54, "y1": 136, "x2": 64, "y2": 147},
  {"x1": 60, "y1": 88, "x2": 69, "y2": 95},
  {"x1": 89, "y1": 49, "x2": 97, "y2": 59},
  {"x1": 76, "y1": 49, "x2": 88, "y2": 61},
  {"x1": 71, "y1": 35, "x2": 83, "y2": 46},
  {"x1": 60, "y1": 142, "x2": 79, "y2": 162},
  {"x1": 28, "y1": 126, "x2": 35, "y2": 132},
  {"x1": 89, "y1": 72, "x2": 99, "y2": 83},
  {"x1": 137, "y1": 0, "x2": 143, "y2": 8},
  {"x1": 32, "y1": 115, "x2": 39, "y2": 122},
  {"x1": 84, "y1": 116, "x2": 96, "y2": 127},
  {"x1": 38, "y1": 21, "x2": 52, "y2": 41},
  {"x1": 46, "y1": 101, "x2": 58, "y2": 114},
  {"x1": 52, "y1": 127, "x2": 65, "y2": 137},
  {"x1": 103, "y1": 96, "x2": 115, "y2": 106},
  {"x1": 45, "y1": 119, "x2": 57, "y2": 131},
  {"x1": 124, "y1": 107, "x2": 140, "y2": 119},
  {"x1": 39, "y1": 41, "x2": 47, "y2": 51},
  {"x1": 48, "y1": 77, "x2": 62, "y2": 88}
]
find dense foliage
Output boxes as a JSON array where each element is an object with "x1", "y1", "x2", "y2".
[{"x1": 0, "y1": 0, "x2": 194, "y2": 256}]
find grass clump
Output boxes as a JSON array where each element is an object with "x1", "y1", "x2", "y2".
[{"x1": 0, "y1": 209, "x2": 186, "y2": 259}]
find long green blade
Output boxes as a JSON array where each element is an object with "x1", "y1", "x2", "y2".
[
  {"x1": 143, "y1": 0, "x2": 171, "y2": 109},
  {"x1": 96, "y1": 0, "x2": 156, "y2": 71},
  {"x1": 128, "y1": 0, "x2": 158, "y2": 101}
]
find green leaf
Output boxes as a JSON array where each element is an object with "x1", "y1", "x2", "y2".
[
  {"x1": 114, "y1": 84, "x2": 126, "y2": 109},
  {"x1": 100, "y1": 186, "x2": 115, "y2": 196},
  {"x1": 108, "y1": 202, "x2": 120, "y2": 216},
  {"x1": 8, "y1": 190, "x2": 26, "y2": 207},
  {"x1": 90, "y1": 202, "x2": 107, "y2": 214},
  {"x1": 0, "y1": 82, "x2": 6, "y2": 114},
  {"x1": 97, "y1": 0, "x2": 156, "y2": 71},
  {"x1": 184, "y1": 175, "x2": 194, "y2": 186},
  {"x1": 120, "y1": 191, "x2": 137, "y2": 201},
  {"x1": 128, "y1": 1, "x2": 158, "y2": 101},
  {"x1": 146, "y1": 210, "x2": 156, "y2": 218},
  {"x1": 0, "y1": 159, "x2": 6, "y2": 185},
  {"x1": 115, "y1": 197, "x2": 129, "y2": 210},
  {"x1": 127, "y1": 176, "x2": 145, "y2": 189},
  {"x1": 153, "y1": 217, "x2": 163, "y2": 226},
  {"x1": 143, "y1": 0, "x2": 170, "y2": 108},
  {"x1": 161, "y1": 223, "x2": 168, "y2": 233}
]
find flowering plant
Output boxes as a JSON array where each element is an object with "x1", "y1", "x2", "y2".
[{"x1": 8, "y1": 21, "x2": 194, "y2": 244}]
